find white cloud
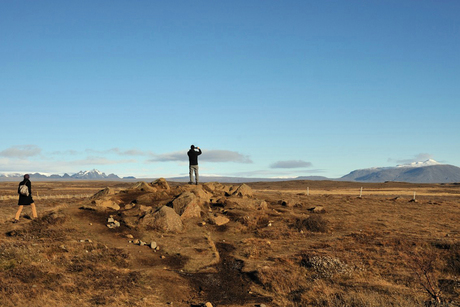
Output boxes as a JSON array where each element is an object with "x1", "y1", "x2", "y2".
[
  {"x1": 85, "y1": 148, "x2": 151, "y2": 156},
  {"x1": 0, "y1": 145, "x2": 41, "y2": 159},
  {"x1": 73, "y1": 156, "x2": 137, "y2": 165},
  {"x1": 270, "y1": 160, "x2": 312, "y2": 169},
  {"x1": 389, "y1": 153, "x2": 434, "y2": 164},
  {"x1": 229, "y1": 168, "x2": 325, "y2": 178},
  {"x1": 149, "y1": 149, "x2": 253, "y2": 163},
  {"x1": 203, "y1": 150, "x2": 252, "y2": 163}
]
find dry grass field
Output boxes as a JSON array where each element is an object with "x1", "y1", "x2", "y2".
[{"x1": 0, "y1": 179, "x2": 459, "y2": 307}]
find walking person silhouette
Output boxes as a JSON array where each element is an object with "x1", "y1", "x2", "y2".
[{"x1": 14, "y1": 174, "x2": 38, "y2": 223}]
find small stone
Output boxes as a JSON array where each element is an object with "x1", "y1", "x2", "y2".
[
  {"x1": 160, "y1": 255, "x2": 165, "y2": 259},
  {"x1": 133, "y1": 239, "x2": 140, "y2": 245},
  {"x1": 107, "y1": 217, "x2": 115, "y2": 223},
  {"x1": 150, "y1": 241, "x2": 157, "y2": 249},
  {"x1": 114, "y1": 221, "x2": 120, "y2": 227},
  {"x1": 126, "y1": 234, "x2": 134, "y2": 239},
  {"x1": 125, "y1": 203, "x2": 135, "y2": 210},
  {"x1": 212, "y1": 215, "x2": 230, "y2": 226},
  {"x1": 204, "y1": 302, "x2": 213, "y2": 307}
]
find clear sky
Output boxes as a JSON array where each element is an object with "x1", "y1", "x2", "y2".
[{"x1": 1, "y1": 1, "x2": 459, "y2": 179}]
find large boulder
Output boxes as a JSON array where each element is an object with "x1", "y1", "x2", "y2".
[
  {"x1": 230, "y1": 184, "x2": 253, "y2": 198},
  {"x1": 130, "y1": 181, "x2": 157, "y2": 193},
  {"x1": 121, "y1": 204, "x2": 152, "y2": 228},
  {"x1": 202, "y1": 182, "x2": 231, "y2": 195},
  {"x1": 135, "y1": 193, "x2": 157, "y2": 206},
  {"x1": 171, "y1": 192, "x2": 203, "y2": 219},
  {"x1": 91, "y1": 198, "x2": 121, "y2": 211},
  {"x1": 189, "y1": 186, "x2": 212, "y2": 204},
  {"x1": 224, "y1": 198, "x2": 268, "y2": 211},
  {"x1": 139, "y1": 206, "x2": 183, "y2": 233},
  {"x1": 135, "y1": 192, "x2": 171, "y2": 207},
  {"x1": 90, "y1": 187, "x2": 116, "y2": 200},
  {"x1": 151, "y1": 178, "x2": 170, "y2": 191}
]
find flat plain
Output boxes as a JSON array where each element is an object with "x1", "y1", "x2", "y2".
[{"x1": 0, "y1": 179, "x2": 459, "y2": 306}]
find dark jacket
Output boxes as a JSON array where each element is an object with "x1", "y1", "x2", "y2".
[
  {"x1": 18, "y1": 179, "x2": 34, "y2": 205},
  {"x1": 187, "y1": 148, "x2": 202, "y2": 165}
]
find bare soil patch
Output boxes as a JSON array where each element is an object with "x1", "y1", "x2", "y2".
[{"x1": 1, "y1": 180, "x2": 459, "y2": 306}]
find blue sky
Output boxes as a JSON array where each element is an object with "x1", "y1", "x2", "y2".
[{"x1": 1, "y1": 1, "x2": 459, "y2": 179}]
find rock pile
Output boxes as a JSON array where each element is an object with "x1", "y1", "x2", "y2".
[
  {"x1": 84, "y1": 178, "x2": 268, "y2": 234},
  {"x1": 107, "y1": 216, "x2": 121, "y2": 228}
]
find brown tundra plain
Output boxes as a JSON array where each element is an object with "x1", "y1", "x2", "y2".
[{"x1": 0, "y1": 179, "x2": 459, "y2": 307}]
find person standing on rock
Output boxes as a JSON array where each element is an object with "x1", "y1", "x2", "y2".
[
  {"x1": 187, "y1": 145, "x2": 202, "y2": 185},
  {"x1": 14, "y1": 174, "x2": 38, "y2": 223}
]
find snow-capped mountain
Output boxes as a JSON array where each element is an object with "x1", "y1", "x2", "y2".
[
  {"x1": 70, "y1": 169, "x2": 120, "y2": 179},
  {"x1": 341, "y1": 160, "x2": 460, "y2": 183}
]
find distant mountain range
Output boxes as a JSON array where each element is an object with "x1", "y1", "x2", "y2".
[
  {"x1": 339, "y1": 159, "x2": 460, "y2": 183},
  {"x1": 1, "y1": 160, "x2": 459, "y2": 183},
  {"x1": 0, "y1": 169, "x2": 135, "y2": 181}
]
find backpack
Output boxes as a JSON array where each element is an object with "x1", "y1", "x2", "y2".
[{"x1": 19, "y1": 183, "x2": 29, "y2": 196}]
